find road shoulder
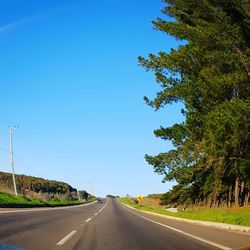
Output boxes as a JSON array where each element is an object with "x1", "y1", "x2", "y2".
[{"x1": 120, "y1": 202, "x2": 250, "y2": 234}]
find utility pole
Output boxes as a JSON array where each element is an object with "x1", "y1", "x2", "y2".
[
  {"x1": 9, "y1": 126, "x2": 18, "y2": 196},
  {"x1": 77, "y1": 189, "x2": 81, "y2": 202},
  {"x1": 88, "y1": 182, "x2": 95, "y2": 197}
]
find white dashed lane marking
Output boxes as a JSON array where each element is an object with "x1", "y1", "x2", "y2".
[
  {"x1": 56, "y1": 230, "x2": 77, "y2": 245},
  {"x1": 85, "y1": 218, "x2": 92, "y2": 222}
]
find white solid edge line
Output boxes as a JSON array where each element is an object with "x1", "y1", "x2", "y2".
[
  {"x1": 56, "y1": 230, "x2": 77, "y2": 246},
  {"x1": 84, "y1": 199, "x2": 109, "y2": 223},
  {"x1": 98, "y1": 199, "x2": 109, "y2": 213},
  {"x1": 122, "y1": 206, "x2": 232, "y2": 250},
  {"x1": 0, "y1": 201, "x2": 96, "y2": 214},
  {"x1": 85, "y1": 218, "x2": 92, "y2": 222}
]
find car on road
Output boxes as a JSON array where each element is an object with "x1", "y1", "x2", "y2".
[{"x1": 97, "y1": 197, "x2": 103, "y2": 203}]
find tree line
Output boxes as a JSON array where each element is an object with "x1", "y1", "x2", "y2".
[
  {"x1": 139, "y1": 0, "x2": 250, "y2": 208},
  {"x1": 0, "y1": 171, "x2": 89, "y2": 201}
]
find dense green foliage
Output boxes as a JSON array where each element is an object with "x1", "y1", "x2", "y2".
[
  {"x1": 106, "y1": 194, "x2": 118, "y2": 198},
  {"x1": 78, "y1": 190, "x2": 89, "y2": 200},
  {"x1": 0, "y1": 171, "x2": 90, "y2": 202},
  {"x1": 139, "y1": 0, "x2": 250, "y2": 207},
  {"x1": 0, "y1": 171, "x2": 76, "y2": 194}
]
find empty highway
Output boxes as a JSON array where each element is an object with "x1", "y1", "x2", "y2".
[{"x1": 0, "y1": 199, "x2": 250, "y2": 250}]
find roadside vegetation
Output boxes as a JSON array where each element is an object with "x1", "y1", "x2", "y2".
[
  {"x1": 0, "y1": 192, "x2": 95, "y2": 208},
  {"x1": 140, "y1": 0, "x2": 250, "y2": 208},
  {"x1": 0, "y1": 171, "x2": 90, "y2": 202},
  {"x1": 118, "y1": 196, "x2": 250, "y2": 227},
  {"x1": 0, "y1": 171, "x2": 94, "y2": 208}
]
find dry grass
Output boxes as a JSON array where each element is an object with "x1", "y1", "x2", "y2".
[
  {"x1": 140, "y1": 197, "x2": 165, "y2": 210},
  {"x1": 118, "y1": 197, "x2": 250, "y2": 226}
]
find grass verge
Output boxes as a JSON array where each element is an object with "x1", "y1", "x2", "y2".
[
  {"x1": 0, "y1": 192, "x2": 95, "y2": 208},
  {"x1": 118, "y1": 197, "x2": 250, "y2": 227}
]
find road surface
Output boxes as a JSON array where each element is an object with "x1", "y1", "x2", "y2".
[{"x1": 0, "y1": 198, "x2": 250, "y2": 250}]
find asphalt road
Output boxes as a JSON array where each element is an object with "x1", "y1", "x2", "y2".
[{"x1": 0, "y1": 198, "x2": 250, "y2": 250}]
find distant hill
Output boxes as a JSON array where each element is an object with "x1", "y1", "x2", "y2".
[{"x1": 0, "y1": 171, "x2": 89, "y2": 201}]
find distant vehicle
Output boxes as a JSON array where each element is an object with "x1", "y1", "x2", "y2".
[{"x1": 97, "y1": 197, "x2": 103, "y2": 203}]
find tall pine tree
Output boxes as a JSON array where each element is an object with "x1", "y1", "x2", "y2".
[{"x1": 140, "y1": 0, "x2": 250, "y2": 207}]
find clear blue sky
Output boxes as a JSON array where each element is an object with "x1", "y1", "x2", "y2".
[{"x1": 0, "y1": 0, "x2": 183, "y2": 197}]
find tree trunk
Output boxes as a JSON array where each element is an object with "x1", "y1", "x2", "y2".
[
  {"x1": 234, "y1": 176, "x2": 240, "y2": 207},
  {"x1": 240, "y1": 181, "x2": 245, "y2": 206},
  {"x1": 207, "y1": 195, "x2": 212, "y2": 208},
  {"x1": 228, "y1": 184, "x2": 232, "y2": 207},
  {"x1": 244, "y1": 192, "x2": 249, "y2": 206}
]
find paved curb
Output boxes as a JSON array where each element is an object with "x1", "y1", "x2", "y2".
[{"x1": 121, "y1": 202, "x2": 250, "y2": 234}]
